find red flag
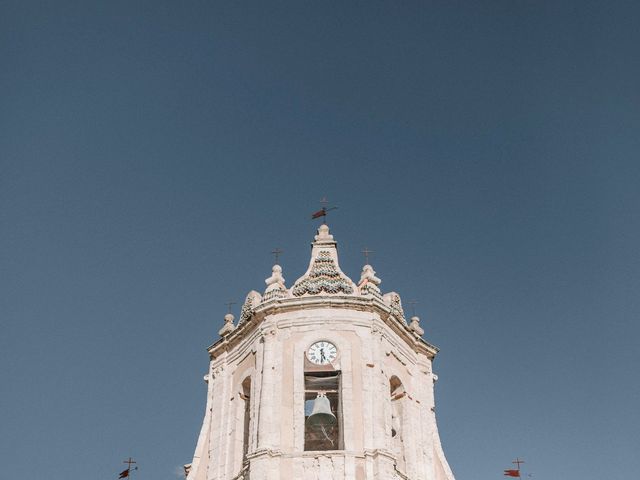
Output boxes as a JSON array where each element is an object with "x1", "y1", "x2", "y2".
[
  {"x1": 504, "y1": 470, "x2": 520, "y2": 477},
  {"x1": 118, "y1": 469, "x2": 130, "y2": 479},
  {"x1": 311, "y1": 208, "x2": 325, "y2": 219}
]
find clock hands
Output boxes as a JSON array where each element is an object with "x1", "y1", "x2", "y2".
[{"x1": 307, "y1": 342, "x2": 337, "y2": 364}]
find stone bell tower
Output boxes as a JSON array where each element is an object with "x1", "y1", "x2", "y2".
[{"x1": 185, "y1": 224, "x2": 455, "y2": 480}]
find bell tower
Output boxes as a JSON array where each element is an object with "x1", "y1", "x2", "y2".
[{"x1": 185, "y1": 224, "x2": 456, "y2": 480}]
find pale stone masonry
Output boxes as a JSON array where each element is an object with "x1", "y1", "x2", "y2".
[{"x1": 185, "y1": 224, "x2": 455, "y2": 480}]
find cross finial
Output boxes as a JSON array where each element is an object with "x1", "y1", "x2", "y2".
[
  {"x1": 408, "y1": 300, "x2": 418, "y2": 317},
  {"x1": 512, "y1": 458, "x2": 525, "y2": 469},
  {"x1": 361, "y1": 246, "x2": 374, "y2": 264},
  {"x1": 120, "y1": 457, "x2": 138, "y2": 478},
  {"x1": 320, "y1": 196, "x2": 329, "y2": 208},
  {"x1": 271, "y1": 248, "x2": 283, "y2": 264},
  {"x1": 224, "y1": 301, "x2": 236, "y2": 313}
]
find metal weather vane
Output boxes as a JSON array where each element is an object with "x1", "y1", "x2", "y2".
[
  {"x1": 503, "y1": 458, "x2": 525, "y2": 478},
  {"x1": 117, "y1": 457, "x2": 138, "y2": 479},
  {"x1": 310, "y1": 197, "x2": 338, "y2": 223}
]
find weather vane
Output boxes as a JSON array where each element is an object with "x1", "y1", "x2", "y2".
[
  {"x1": 504, "y1": 458, "x2": 525, "y2": 478},
  {"x1": 118, "y1": 457, "x2": 138, "y2": 479},
  {"x1": 310, "y1": 196, "x2": 338, "y2": 223}
]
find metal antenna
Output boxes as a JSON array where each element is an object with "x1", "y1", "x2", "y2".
[{"x1": 271, "y1": 248, "x2": 283, "y2": 264}]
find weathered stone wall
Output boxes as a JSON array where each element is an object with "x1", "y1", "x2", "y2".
[{"x1": 187, "y1": 305, "x2": 454, "y2": 480}]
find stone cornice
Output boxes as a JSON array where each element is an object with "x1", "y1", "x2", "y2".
[
  {"x1": 208, "y1": 295, "x2": 439, "y2": 360},
  {"x1": 247, "y1": 448, "x2": 394, "y2": 460},
  {"x1": 208, "y1": 321, "x2": 263, "y2": 363}
]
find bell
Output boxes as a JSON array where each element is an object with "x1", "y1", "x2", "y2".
[{"x1": 306, "y1": 393, "x2": 337, "y2": 426}]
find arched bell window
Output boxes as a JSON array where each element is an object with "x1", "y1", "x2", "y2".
[
  {"x1": 389, "y1": 376, "x2": 406, "y2": 471},
  {"x1": 303, "y1": 340, "x2": 343, "y2": 451}
]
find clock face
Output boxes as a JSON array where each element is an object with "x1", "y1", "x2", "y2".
[{"x1": 307, "y1": 341, "x2": 338, "y2": 365}]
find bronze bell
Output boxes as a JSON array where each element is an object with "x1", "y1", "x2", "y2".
[{"x1": 306, "y1": 393, "x2": 336, "y2": 425}]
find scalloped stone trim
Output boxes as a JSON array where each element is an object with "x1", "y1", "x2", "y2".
[{"x1": 292, "y1": 251, "x2": 354, "y2": 296}]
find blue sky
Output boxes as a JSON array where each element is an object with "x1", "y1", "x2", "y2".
[{"x1": 1, "y1": 2, "x2": 639, "y2": 479}]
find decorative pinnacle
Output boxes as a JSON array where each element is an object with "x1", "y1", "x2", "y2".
[
  {"x1": 409, "y1": 316, "x2": 424, "y2": 336},
  {"x1": 359, "y1": 264, "x2": 381, "y2": 286},
  {"x1": 314, "y1": 223, "x2": 335, "y2": 243},
  {"x1": 265, "y1": 264, "x2": 286, "y2": 287},
  {"x1": 218, "y1": 312, "x2": 235, "y2": 336},
  {"x1": 264, "y1": 264, "x2": 287, "y2": 301}
]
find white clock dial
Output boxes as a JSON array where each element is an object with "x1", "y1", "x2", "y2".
[{"x1": 306, "y1": 341, "x2": 338, "y2": 365}]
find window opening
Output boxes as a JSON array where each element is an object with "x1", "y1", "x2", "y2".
[
  {"x1": 389, "y1": 376, "x2": 406, "y2": 470},
  {"x1": 241, "y1": 377, "x2": 251, "y2": 459},
  {"x1": 304, "y1": 372, "x2": 341, "y2": 451}
]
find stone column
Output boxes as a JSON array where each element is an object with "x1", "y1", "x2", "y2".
[
  {"x1": 340, "y1": 338, "x2": 354, "y2": 451},
  {"x1": 371, "y1": 324, "x2": 387, "y2": 448},
  {"x1": 207, "y1": 360, "x2": 229, "y2": 480},
  {"x1": 256, "y1": 327, "x2": 277, "y2": 450},
  {"x1": 186, "y1": 367, "x2": 215, "y2": 480},
  {"x1": 417, "y1": 356, "x2": 436, "y2": 480},
  {"x1": 402, "y1": 389, "x2": 419, "y2": 479}
]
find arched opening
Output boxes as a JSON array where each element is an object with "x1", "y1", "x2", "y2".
[
  {"x1": 302, "y1": 341, "x2": 343, "y2": 451},
  {"x1": 241, "y1": 377, "x2": 251, "y2": 459},
  {"x1": 304, "y1": 371, "x2": 342, "y2": 450},
  {"x1": 389, "y1": 376, "x2": 406, "y2": 471}
]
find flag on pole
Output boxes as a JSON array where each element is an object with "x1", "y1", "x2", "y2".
[
  {"x1": 118, "y1": 469, "x2": 130, "y2": 478},
  {"x1": 504, "y1": 469, "x2": 520, "y2": 477},
  {"x1": 311, "y1": 208, "x2": 325, "y2": 219}
]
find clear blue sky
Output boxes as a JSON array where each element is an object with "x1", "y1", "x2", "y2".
[{"x1": 2, "y1": 2, "x2": 638, "y2": 479}]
